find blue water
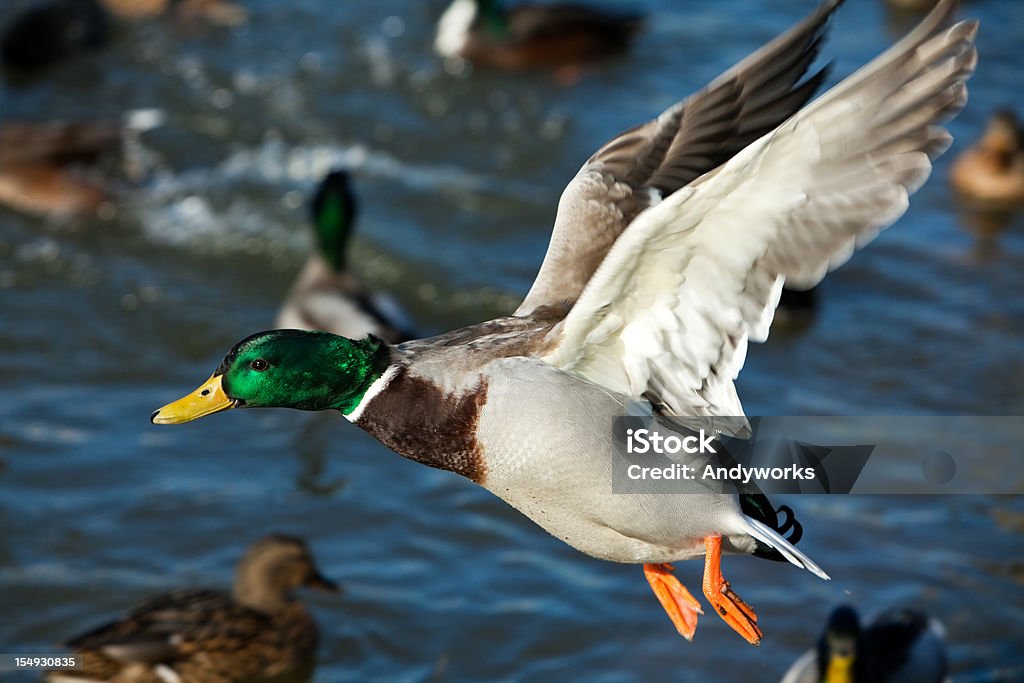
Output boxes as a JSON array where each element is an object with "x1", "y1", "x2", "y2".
[{"x1": 1, "y1": 0, "x2": 1023, "y2": 680}]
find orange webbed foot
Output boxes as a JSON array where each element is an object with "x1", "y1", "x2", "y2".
[
  {"x1": 644, "y1": 562, "x2": 703, "y2": 640},
  {"x1": 701, "y1": 536, "x2": 763, "y2": 645}
]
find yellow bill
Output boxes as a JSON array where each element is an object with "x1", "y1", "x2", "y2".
[
  {"x1": 824, "y1": 653, "x2": 854, "y2": 683},
  {"x1": 151, "y1": 374, "x2": 236, "y2": 424}
]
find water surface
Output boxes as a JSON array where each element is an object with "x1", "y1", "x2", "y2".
[{"x1": 1, "y1": 0, "x2": 1023, "y2": 681}]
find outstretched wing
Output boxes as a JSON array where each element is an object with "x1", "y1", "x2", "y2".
[
  {"x1": 516, "y1": 0, "x2": 843, "y2": 315},
  {"x1": 540, "y1": 0, "x2": 977, "y2": 419}
]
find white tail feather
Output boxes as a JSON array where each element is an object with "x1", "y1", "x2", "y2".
[{"x1": 742, "y1": 516, "x2": 830, "y2": 580}]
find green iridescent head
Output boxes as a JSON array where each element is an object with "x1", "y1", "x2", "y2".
[
  {"x1": 311, "y1": 170, "x2": 356, "y2": 272},
  {"x1": 151, "y1": 330, "x2": 388, "y2": 424}
]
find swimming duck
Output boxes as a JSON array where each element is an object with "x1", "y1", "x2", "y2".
[
  {"x1": 0, "y1": 0, "x2": 245, "y2": 72},
  {"x1": 153, "y1": 0, "x2": 976, "y2": 644},
  {"x1": 276, "y1": 170, "x2": 416, "y2": 344},
  {"x1": 949, "y1": 109, "x2": 1024, "y2": 205},
  {"x1": 98, "y1": 0, "x2": 248, "y2": 26},
  {"x1": 775, "y1": 286, "x2": 819, "y2": 330},
  {"x1": 0, "y1": 110, "x2": 162, "y2": 217},
  {"x1": 780, "y1": 605, "x2": 951, "y2": 683},
  {"x1": 0, "y1": 0, "x2": 109, "y2": 71},
  {"x1": 44, "y1": 534, "x2": 339, "y2": 683},
  {"x1": 434, "y1": 0, "x2": 642, "y2": 73}
]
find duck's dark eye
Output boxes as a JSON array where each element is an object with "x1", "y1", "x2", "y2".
[{"x1": 250, "y1": 359, "x2": 269, "y2": 372}]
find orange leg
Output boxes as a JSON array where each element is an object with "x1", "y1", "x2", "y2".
[
  {"x1": 701, "y1": 536, "x2": 762, "y2": 645},
  {"x1": 643, "y1": 562, "x2": 703, "y2": 640}
]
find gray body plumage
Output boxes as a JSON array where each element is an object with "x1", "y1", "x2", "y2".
[
  {"x1": 477, "y1": 356, "x2": 754, "y2": 562},
  {"x1": 354, "y1": 316, "x2": 823, "y2": 572}
]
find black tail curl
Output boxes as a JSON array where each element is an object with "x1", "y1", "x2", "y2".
[{"x1": 740, "y1": 494, "x2": 804, "y2": 562}]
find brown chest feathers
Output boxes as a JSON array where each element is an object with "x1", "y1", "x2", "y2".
[{"x1": 354, "y1": 366, "x2": 489, "y2": 483}]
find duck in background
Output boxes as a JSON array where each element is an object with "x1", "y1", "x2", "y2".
[
  {"x1": 44, "y1": 535, "x2": 339, "y2": 683},
  {"x1": 950, "y1": 109, "x2": 1024, "y2": 207},
  {"x1": 0, "y1": 109, "x2": 162, "y2": 218},
  {"x1": 774, "y1": 286, "x2": 819, "y2": 331},
  {"x1": 1, "y1": 0, "x2": 245, "y2": 72},
  {"x1": 780, "y1": 605, "x2": 951, "y2": 683},
  {"x1": 99, "y1": 0, "x2": 247, "y2": 25},
  {"x1": 276, "y1": 170, "x2": 417, "y2": 344},
  {"x1": 434, "y1": 0, "x2": 642, "y2": 80},
  {"x1": 0, "y1": 0, "x2": 109, "y2": 71},
  {"x1": 153, "y1": 1, "x2": 977, "y2": 645}
]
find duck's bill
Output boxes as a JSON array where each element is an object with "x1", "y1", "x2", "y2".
[
  {"x1": 151, "y1": 374, "x2": 237, "y2": 425},
  {"x1": 825, "y1": 653, "x2": 854, "y2": 682}
]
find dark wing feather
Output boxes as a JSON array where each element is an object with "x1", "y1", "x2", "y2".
[{"x1": 516, "y1": 0, "x2": 843, "y2": 315}]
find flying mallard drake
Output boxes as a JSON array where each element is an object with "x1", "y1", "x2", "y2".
[
  {"x1": 434, "y1": 0, "x2": 642, "y2": 73},
  {"x1": 276, "y1": 170, "x2": 416, "y2": 344},
  {"x1": 154, "y1": 0, "x2": 977, "y2": 644},
  {"x1": 44, "y1": 535, "x2": 338, "y2": 683},
  {"x1": 780, "y1": 605, "x2": 951, "y2": 683},
  {"x1": 949, "y1": 108, "x2": 1024, "y2": 205},
  {"x1": 0, "y1": 110, "x2": 162, "y2": 217}
]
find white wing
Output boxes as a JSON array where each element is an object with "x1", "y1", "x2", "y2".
[
  {"x1": 515, "y1": 0, "x2": 842, "y2": 315},
  {"x1": 540, "y1": 1, "x2": 977, "y2": 419}
]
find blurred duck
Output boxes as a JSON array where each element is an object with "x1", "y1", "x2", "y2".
[
  {"x1": 780, "y1": 605, "x2": 951, "y2": 683},
  {"x1": 0, "y1": 109, "x2": 162, "y2": 217},
  {"x1": 276, "y1": 170, "x2": 416, "y2": 344},
  {"x1": 44, "y1": 534, "x2": 339, "y2": 683},
  {"x1": 775, "y1": 286, "x2": 819, "y2": 330},
  {"x1": 98, "y1": 0, "x2": 247, "y2": 25},
  {"x1": 434, "y1": 0, "x2": 642, "y2": 73},
  {"x1": 1, "y1": 0, "x2": 245, "y2": 71},
  {"x1": 0, "y1": 0, "x2": 109, "y2": 71},
  {"x1": 950, "y1": 109, "x2": 1024, "y2": 205}
]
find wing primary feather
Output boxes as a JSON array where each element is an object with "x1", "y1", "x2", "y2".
[
  {"x1": 540, "y1": 0, "x2": 976, "y2": 422},
  {"x1": 516, "y1": 0, "x2": 846, "y2": 315}
]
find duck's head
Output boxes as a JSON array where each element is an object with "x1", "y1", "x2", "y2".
[
  {"x1": 151, "y1": 330, "x2": 389, "y2": 424},
  {"x1": 234, "y1": 534, "x2": 339, "y2": 613},
  {"x1": 817, "y1": 605, "x2": 861, "y2": 683},
  {"x1": 311, "y1": 170, "x2": 357, "y2": 272},
  {"x1": 980, "y1": 109, "x2": 1022, "y2": 157}
]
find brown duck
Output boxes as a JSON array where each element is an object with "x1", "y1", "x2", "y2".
[
  {"x1": 434, "y1": 0, "x2": 642, "y2": 74},
  {"x1": 0, "y1": 110, "x2": 161, "y2": 218},
  {"x1": 950, "y1": 109, "x2": 1024, "y2": 205},
  {"x1": 44, "y1": 535, "x2": 339, "y2": 683},
  {"x1": 1, "y1": 0, "x2": 245, "y2": 72}
]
